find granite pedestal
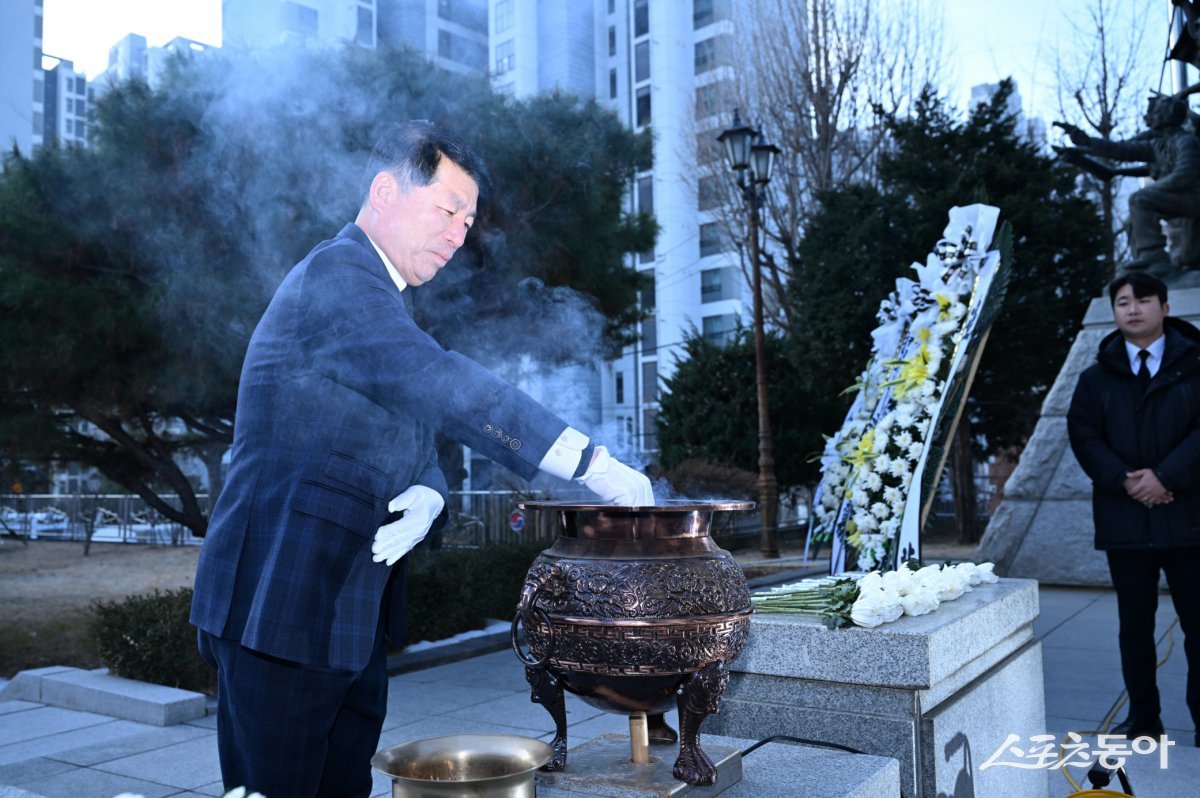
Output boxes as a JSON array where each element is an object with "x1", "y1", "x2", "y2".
[
  {"x1": 535, "y1": 733, "x2": 899, "y2": 798},
  {"x1": 705, "y1": 578, "x2": 1046, "y2": 798}
]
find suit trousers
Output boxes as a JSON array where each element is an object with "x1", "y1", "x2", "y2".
[
  {"x1": 198, "y1": 629, "x2": 389, "y2": 798},
  {"x1": 1106, "y1": 547, "x2": 1200, "y2": 731}
]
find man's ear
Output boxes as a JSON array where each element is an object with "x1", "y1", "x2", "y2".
[
  {"x1": 368, "y1": 171, "x2": 393, "y2": 209},
  {"x1": 1163, "y1": 301, "x2": 1171, "y2": 317}
]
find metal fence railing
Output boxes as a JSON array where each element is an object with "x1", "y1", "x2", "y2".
[
  {"x1": 0, "y1": 490, "x2": 554, "y2": 549},
  {"x1": 0, "y1": 494, "x2": 209, "y2": 545},
  {"x1": 0, "y1": 491, "x2": 818, "y2": 551}
]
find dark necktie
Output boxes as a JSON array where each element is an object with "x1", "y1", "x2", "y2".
[{"x1": 1137, "y1": 349, "x2": 1151, "y2": 390}]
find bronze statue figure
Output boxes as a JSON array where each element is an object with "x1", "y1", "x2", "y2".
[{"x1": 1055, "y1": 93, "x2": 1200, "y2": 278}]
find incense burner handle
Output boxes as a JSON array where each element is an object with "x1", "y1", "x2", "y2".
[{"x1": 511, "y1": 586, "x2": 555, "y2": 667}]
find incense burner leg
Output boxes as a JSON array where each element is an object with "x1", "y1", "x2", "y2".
[
  {"x1": 672, "y1": 662, "x2": 728, "y2": 786},
  {"x1": 647, "y1": 712, "x2": 678, "y2": 744},
  {"x1": 525, "y1": 664, "x2": 568, "y2": 770}
]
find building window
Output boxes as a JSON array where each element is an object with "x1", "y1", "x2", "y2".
[
  {"x1": 439, "y1": 30, "x2": 487, "y2": 69},
  {"x1": 494, "y1": 0, "x2": 513, "y2": 33},
  {"x1": 695, "y1": 35, "x2": 728, "y2": 74},
  {"x1": 609, "y1": 67, "x2": 618, "y2": 99},
  {"x1": 698, "y1": 174, "x2": 721, "y2": 211},
  {"x1": 494, "y1": 39, "x2": 515, "y2": 75},
  {"x1": 694, "y1": 0, "x2": 728, "y2": 28},
  {"x1": 642, "y1": 360, "x2": 658, "y2": 401},
  {"x1": 637, "y1": 175, "x2": 654, "y2": 263},
  {"x1": 356, "y1": 6, "x2": 374, "y2": 46},
  {"x1": 643, "y1": 408, "x2": 658, "y2": 449},
  {"x1": 281, "y1": 2, "x2": 319, "y2": 38},
  {"x1": 695, "y1": 81, "x2": 726, "y2": 119},
  {"x1": 641, "y1": 274, "x2": 656, "y2": 311},
  {"x1": 699, "y1": 221, "x2": 730, "y2": 257},
  {"x1": 634, "y1": 0, "x2": 649, "y2": 37},
  {"x1": 608, "y1": 0, "x2": 616, "y2": 14},
  {"x1": 74, "y1": 76, "x2": 85, "y2": 94},
  {"x1": 616, "y1": 372, "x2": 625, "y2": 404},
  {"x1": 636, "y1": 86, "x2": 651, "y2": 127},
  {"x1": 608, "y1": 26, "x2": 617, "y2": 57},
  {"x1": 702, "y1": 314, "x2": 737, "y2": 345},
  {"x1": 642, "y1": 314, "x2": 657, "y2": 351},
  {"x1": 65, "y1": 97, "x2": 73, "y2": 113},
  {"x1": 635, "y1": 41, "x2": 650, "y2": 82},
  {"x1": 701, "y1": 268, "x2": 722, "y2": 302}
]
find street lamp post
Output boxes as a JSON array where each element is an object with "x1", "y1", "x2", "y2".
[{"x1": 718, "y1": 110, "x2": 780, "y2": 559}]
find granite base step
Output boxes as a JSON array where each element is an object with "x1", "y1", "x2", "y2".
[{"x1": 0, "y1": 666, "x2": 205, "y2": 727}]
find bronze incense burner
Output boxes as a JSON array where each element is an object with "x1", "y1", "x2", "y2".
[{"x1": 511, "y1": 501, "x2": 754, "y2": 786}]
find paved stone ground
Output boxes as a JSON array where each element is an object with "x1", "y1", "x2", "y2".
[{"x1": 1, "y1": 585, "x2": 1198, "y2": 797}]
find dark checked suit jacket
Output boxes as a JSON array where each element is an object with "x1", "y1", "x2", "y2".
[{"x1": 191, "y1": 223, "x2": 568, "y2": 671}]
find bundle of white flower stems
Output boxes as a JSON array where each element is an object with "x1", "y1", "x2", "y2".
[{"x1": 750, "y1": 561, "x2": 999, "y2": 629}]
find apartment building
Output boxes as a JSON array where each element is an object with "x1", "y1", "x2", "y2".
[
  {"x1": 491, "y1": 0, "x2": 745, "y2": 458},
  {"x1": 222, "y1": 0, "x2": 488, "y2": 75},
  {"x1": 0, "y1": 0, "x2": 43, "y2": 155}
]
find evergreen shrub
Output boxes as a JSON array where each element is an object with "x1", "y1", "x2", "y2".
[
  {"x1": 86, "y1": 540, "x2": 550, "y2": 692},
  {"x1": 90, "y1": 587, "x2": 214, "y2": 693}
]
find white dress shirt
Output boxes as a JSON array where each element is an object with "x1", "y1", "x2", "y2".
[{"x1": 1125, "y1": 335, "x2": 1165, "y2": 378}]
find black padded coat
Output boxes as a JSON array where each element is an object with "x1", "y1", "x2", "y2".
[{"x1": 1067, "y1": 316, "x2": 1200, "y2": 550}]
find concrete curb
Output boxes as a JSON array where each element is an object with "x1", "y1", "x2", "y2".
[
  {"x1": 0, "y1": 666, "x2": 206, "y2": 727},
  {"x1": 387, "y1": 627, "x2": 513, "y2": 675}
]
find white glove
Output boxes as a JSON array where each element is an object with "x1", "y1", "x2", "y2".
[
  {"x1": 577, "y1": 446, "x2": 655, "y2": 506},
  {"x1": 371, "y1": 485, "x2": 445, "y2": 566}
]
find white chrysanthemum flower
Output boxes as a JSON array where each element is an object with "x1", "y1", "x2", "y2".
[
  {"x1": 900, "y1": 588, "x2": 940, "y2": 616},
  {"x1": 908, "y1": 441, "x2": 924, "y2": 461},
  {"x1": 889, "y1": 458, "x2": 911, "y2": 479},
  {"x1": 874, "y1": 454, "x2": 893, "y2": 474},
  {"x1": 975, "y1": 562, "x2": 999, "y2": 583},
  {"x1": 870, "y1": 501, "x2": 890, "y2": 520},
  {"x1": 895, "y1": 430, "x2": 914, "y2": 449},
  {"x1": 863, "y1": 471, "x2": 883, "y2": 492},
  {"x1": 883, "y1": 486, "x2": 903, "y2": 506},
  {"x1": 851, "y1": 488, "x2": 869, "y2": 507}
]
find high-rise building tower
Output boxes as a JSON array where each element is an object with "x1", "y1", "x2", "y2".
[
  {"x1": 491, "y1": 0, "x2": 744, "y2": 458},
  {"x1": 41, "y1": 58, "x2": 89, "y2": 147},
  {"x1": 1, "y1": 0, "x2": 43, "y2": 156},
  {"x1": 223, "y1": 0, "x2": 489, "y2": 75}
]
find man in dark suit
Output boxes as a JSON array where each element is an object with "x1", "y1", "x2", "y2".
[
  {"x1": 191, "y1": 121, "x2": 653, "y2": 797},
  {"x1": 1068, "y1": 272, "x2": 1200, "y2": 746}
]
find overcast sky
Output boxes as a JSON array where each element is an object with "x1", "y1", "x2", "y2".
[{"x1": 40, "y1": 0, "x2": 1170, "y2": 123}]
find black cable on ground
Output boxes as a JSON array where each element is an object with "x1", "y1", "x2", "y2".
[{"x1": 741, "y1": 734, "x2": 866, "y2": 758}]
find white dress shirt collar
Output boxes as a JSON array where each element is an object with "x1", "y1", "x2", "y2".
[
  {"x1": 1124, "y1": 334, "x2": 1165, "y2": 377},
  {"x1": 364, "y1": 233, "x2": 407, "y2": 294}
]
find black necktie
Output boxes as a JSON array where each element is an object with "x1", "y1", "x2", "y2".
[{"x1": 1137, "y1": 349, "x2": 1151, "y2": 390}]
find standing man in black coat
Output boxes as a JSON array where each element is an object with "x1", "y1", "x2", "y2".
[{"x1": 1068, "y1": 272, "x2": 1200, "y2": 745}]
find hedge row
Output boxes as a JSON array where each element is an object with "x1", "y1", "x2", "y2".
[{"x1": 89, "y1": 539, "x2": 549, "y2": 693}]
